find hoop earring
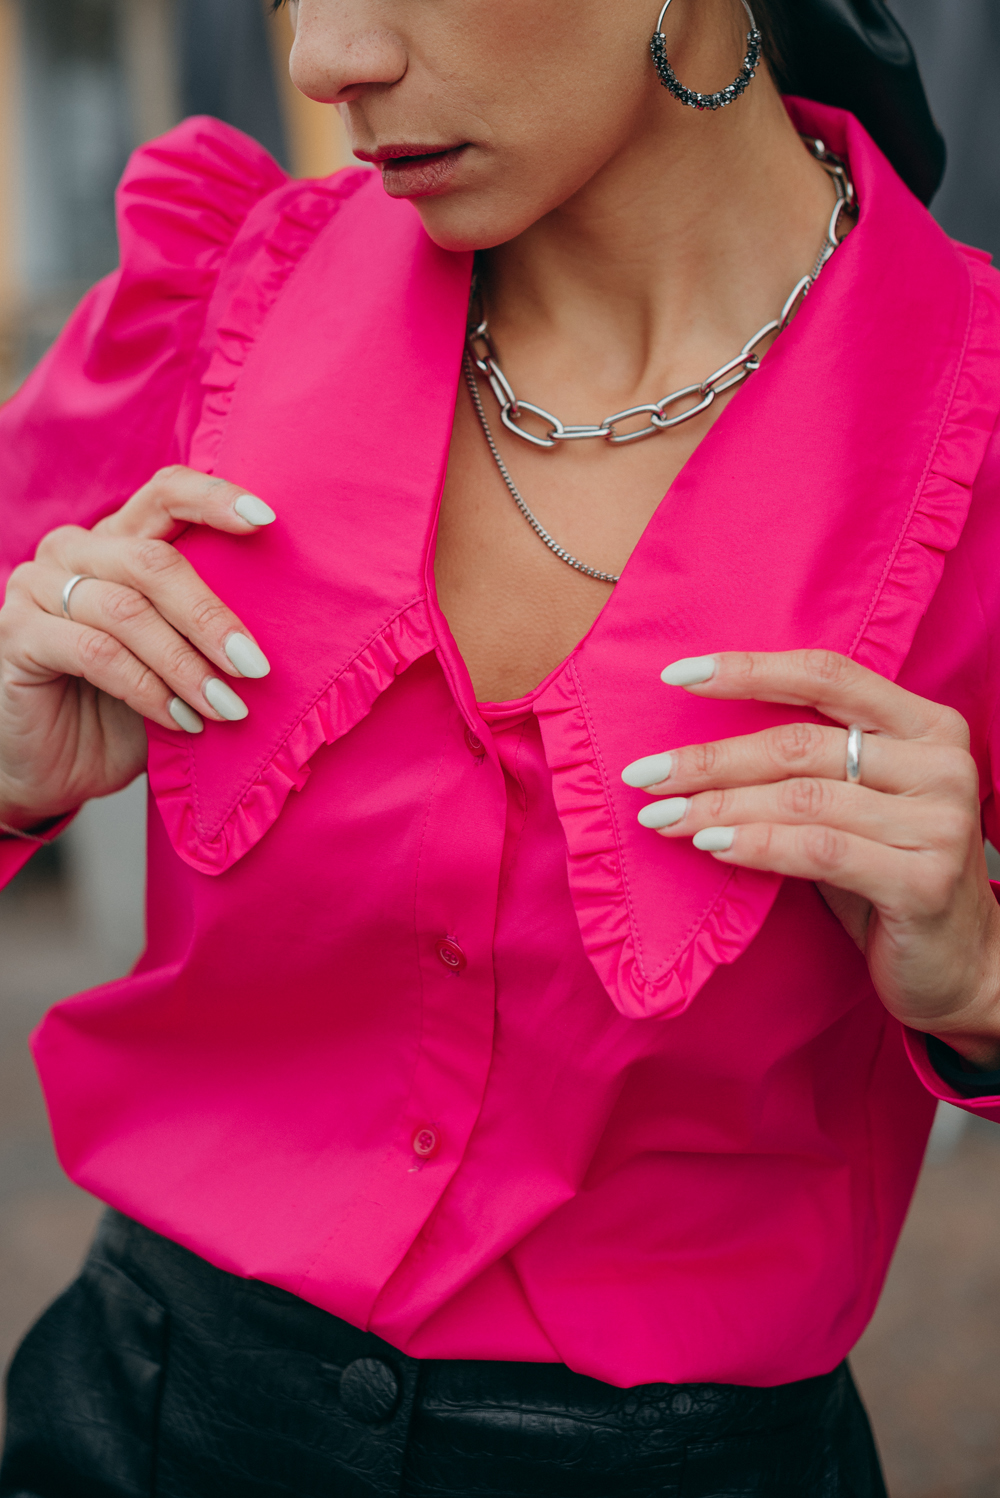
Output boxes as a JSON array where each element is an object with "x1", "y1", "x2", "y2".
[{"x1": 651, "y1": 0, "x2": 761, "y2": 111}]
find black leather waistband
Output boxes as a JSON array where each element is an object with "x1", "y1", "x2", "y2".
[{"x1": 1, "y1": 1209, "x2": 887, "y2": 1498}]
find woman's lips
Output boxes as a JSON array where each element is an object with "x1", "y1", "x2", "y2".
[{"x1": 376, "y1": 146, "x2": 469, "y2": 198}]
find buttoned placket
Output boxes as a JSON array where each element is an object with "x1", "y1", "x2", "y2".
[{"x1": 296, "y1": 644, "x2": 506, "y2": 1327}]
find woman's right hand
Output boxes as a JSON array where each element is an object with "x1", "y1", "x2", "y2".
[{"x1": 0, "y1": 466, "x2": 276, "y2": 831}]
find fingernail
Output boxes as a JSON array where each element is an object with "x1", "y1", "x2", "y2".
[
  {"x1": 168, "y1": 696, "x2": 204, "y2": 734},
  {"x1": 234, "y1": 494, "x2": 276, "y2": 527},
  {"x1": 203, "y1": 678, "x2": 249, "y2": 721},
  {"x1": 661, "y1": 655, "x2": 717, "y2": 687},
  {"x1": 693, "y1": 826, "x2": 735, "y2": 852},
  {"x1": 621, "y1": 752, "x2": 675, "y2": 789},
  {"x1": 637, "y1": 797, "x2": 689, "y2": 829},
  {"x1": 224, "y1": 632, "x2": 271, "y2": 678}
]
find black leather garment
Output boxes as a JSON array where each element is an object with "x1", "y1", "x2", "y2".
[
  {"x1": 767, "y1": 0, "x2": 946, "y2": 205},
  {"x1": 1, "y1": 1211, "x2": 888, "y2": 1498}
]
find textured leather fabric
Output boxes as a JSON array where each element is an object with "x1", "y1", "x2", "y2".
[
  {"x1": 403, "y1": 1359, "x2": 886, "y2": 1497},
  {"x1": 0, "y1": 1248, "x2": 166, "y2": 1498},
  {"x1": 1, "y1": 1212, "x2": 888, "y2": 1498}
]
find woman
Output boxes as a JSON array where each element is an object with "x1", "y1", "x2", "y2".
[{"x1": 1, "y1": 0, "x2": 999, "y2": 1492}]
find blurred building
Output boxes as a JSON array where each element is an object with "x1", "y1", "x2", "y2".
[
  {"x1": 0, "y1": 0, "x2": 352, "y2": 397},
  {"x1": 891, "y1": 0, "x2": 1000, "y2": 261}
]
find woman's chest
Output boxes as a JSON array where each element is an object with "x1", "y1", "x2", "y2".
[{"x1": 433, "y1": 383, "x2": 725, "y2": 702}]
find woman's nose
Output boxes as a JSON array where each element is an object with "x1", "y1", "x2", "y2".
[{"x1": 288, "y1": 0, "x2": 407, "y2": 103}]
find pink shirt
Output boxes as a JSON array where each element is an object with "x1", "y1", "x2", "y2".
[{"x1": 3, "y1": 99, "x2": 1000, "y2": 1390}]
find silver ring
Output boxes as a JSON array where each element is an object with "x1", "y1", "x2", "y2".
[
  {"x1": 61, "y1": 574, "x2": 95, "y2": 621},
  {"x1": 845, "y1": 724, "x2": 863, "y2": 785}
]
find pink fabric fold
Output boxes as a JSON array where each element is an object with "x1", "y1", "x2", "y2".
[
  {"x1": 151, "y1": 599, "x2": 434, "y2": 873},
  {"x1": 850, "y1": 250, "x2": 1000, "y2": 678},
  {"x1": 187, "y1": 169, "x2": 371, "y2": 474},
  {"x1": 533, "y1": 663, "x2": 782, "y2": 1021},
  {"x1": 144, "y1": 169, "x2": 472, "y2": 874}
]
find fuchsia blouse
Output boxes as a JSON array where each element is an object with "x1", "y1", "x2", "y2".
[{"x1": 4, "y1": 98, "x2": 1000, "y2": 1390}]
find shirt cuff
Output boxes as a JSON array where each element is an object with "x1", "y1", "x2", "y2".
[
  {"x1": 908, "y1": 875, "x2": 1000, "y2": 1102},
  {"x1": 0, "y1": 811, "x2": 77, "y2": 890},
  {"x1": 925, "y1": 1034, "x2": 1000, "y2": 1098},
  {"x1": 903, "y1": 1026, "x2": 1000, "y2": 1115}
]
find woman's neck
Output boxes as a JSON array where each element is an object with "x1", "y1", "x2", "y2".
[
  {"x1": 436, "y1": 58, "x2": 848, "y2": 703},
  {"x1": 481, "y1": 79, "x2": 837, "y2": 398}
]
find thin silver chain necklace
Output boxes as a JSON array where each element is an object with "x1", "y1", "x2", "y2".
[{"x1": 464, "y1": 136, "x2": 855, "y2": 585}]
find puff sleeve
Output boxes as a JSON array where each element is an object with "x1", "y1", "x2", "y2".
[
  {"x1": 0, "y1": 116, "x2": 287, "y2": 589},
  {"x1": 0, "y1": 116, "x2": 287, "y2": 884}
]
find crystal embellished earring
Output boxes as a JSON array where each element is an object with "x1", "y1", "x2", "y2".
[{"x1": 651, "y1": 0, "x2": 761, "y2": 111}]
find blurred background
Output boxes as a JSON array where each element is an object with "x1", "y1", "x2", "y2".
[
  {"x1": 0, "y1": 0, "x2": 360, "y2": 398},
  {"x1": 1, "y1": 3, "x2": 1000, "y2": 1495}
]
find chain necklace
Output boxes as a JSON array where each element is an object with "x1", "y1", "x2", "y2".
[{"x1": 464, "y1": 136, "x2": 856, "y2": 584}]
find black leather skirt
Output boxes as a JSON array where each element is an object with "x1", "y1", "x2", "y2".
[{"x1": 1, "y1": 1210, "x2": 887, "y2": 1498}]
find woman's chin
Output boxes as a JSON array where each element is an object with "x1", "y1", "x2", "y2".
[{"x1": 405, "y1": 191, "x2": 546, "y2": 255}]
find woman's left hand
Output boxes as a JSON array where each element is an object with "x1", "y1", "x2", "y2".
[{"x1": 622, "y1": 649, "x2": 1000, "y2": 1069}]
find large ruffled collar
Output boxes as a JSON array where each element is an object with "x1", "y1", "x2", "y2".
[{"x1": 146, "y1": 99, "x2": 1000, "y2": 1019}]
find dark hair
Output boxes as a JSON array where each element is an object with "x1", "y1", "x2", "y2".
[
  {"x1": 749, "y1": 0, "x2": 792, "y2": 83},
  {"x1": 749, "y1": 0, "x2": 945, "y2": 204}
]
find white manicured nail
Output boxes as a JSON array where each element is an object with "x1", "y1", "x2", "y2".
[
  {"x1": 637, "y1": 797, "x2": 689, "y2": 830},
  {"x1": 693, "y1": 826, "x2": 735, "y2": 852},
  {"x1": 224, "y1": 633, "x2": 271, "y2": 678},
  {"x1": 661, "y1": 655, "x2": 718, "y2": 687},
  {"x1": 234, "y1": 494, "x2": 276, "y2": 527},
  {"x1": 203, "y1": 678, "x2": 249, "y2": 721},
  {"x1": 168, "y1": 697, "x2": 204, "y2": 734},
  {"x1": 621, "y1": 752, "x2": 675, "y2": 789}
]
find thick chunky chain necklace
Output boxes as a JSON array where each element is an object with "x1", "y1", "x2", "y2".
[{"x1": 464, "y1": 137, "x2": 855, "y2": 584}]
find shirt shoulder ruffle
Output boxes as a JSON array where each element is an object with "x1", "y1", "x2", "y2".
[
  {"x1": 850, "y1": 250, "x2": 1000, "y2": 679},
  {"x1": 112, "y1": 115, "x2": 290, "y2": 327},
  {"x1": 0, "y1": 118, "x2": 291, "y2": 574}
]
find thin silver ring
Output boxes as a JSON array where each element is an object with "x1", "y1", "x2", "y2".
[
  {"x1": 845, "y1": 725, "x2": 863, "y2": 785},
  {"x1": 61, "y1": 574, "x2": 96, "y2": 621}
]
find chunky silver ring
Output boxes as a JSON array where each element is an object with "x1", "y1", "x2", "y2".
[
  {"x1": 845, "y1": 724, "x2": 863, "y2": 785},
  {"x1": 61, "y1": 573, "x2": 96, "y2": 621}
]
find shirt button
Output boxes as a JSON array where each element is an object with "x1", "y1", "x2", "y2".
[
  {"x1": 339, "y1": 1357, "x2": 400, "y2": 1424},
  {"x1": 436, "y1": 937, "x2": 466, "y2": 973},
  {"x1": 464, "y1": 726, "x2": 485, "y2": 755},
  {"x1": 412, "y1": 1125, "x2": 440, "y2": 1159}
]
